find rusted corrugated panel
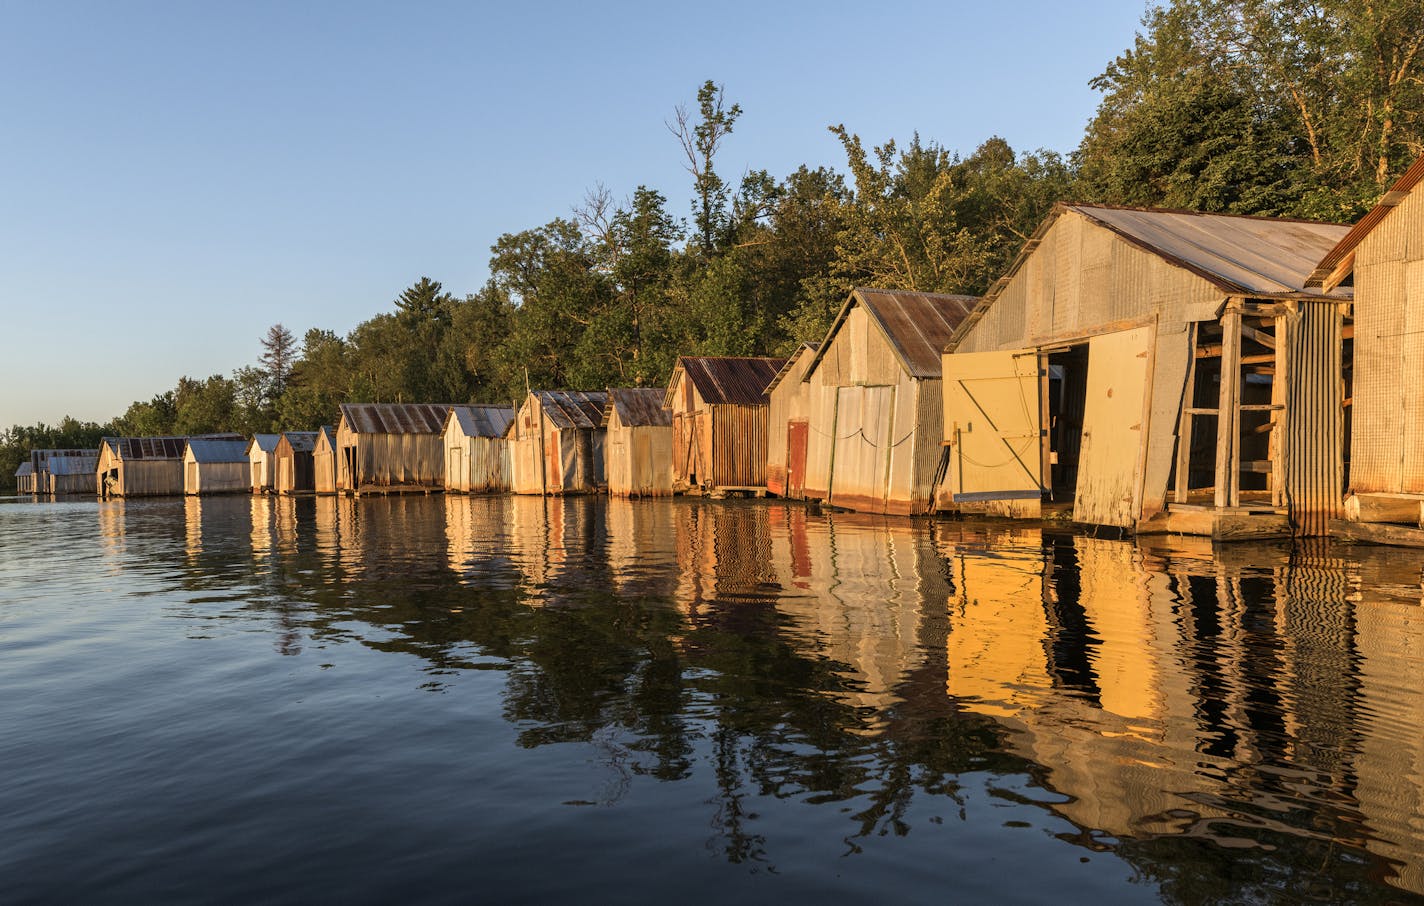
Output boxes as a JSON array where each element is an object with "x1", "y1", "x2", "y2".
[
  {"x1": 533, "y1": 390, "x2": 608, "y2": 430},
  {"x1": 606, "y1": 388, "x2": 671, "y2": 428},
  {"x1": 280, "y1": 431, "x2": 319, "y2": 453},
  {"x1": 448, "y1": 404, "x2": 515, "y2": 439},
  {"x1": 677, "y1": 356, "x2": 787, "y2": 405},
  {"x1": 1285, "y1": 304, "x2": 1345, "y2": 535},
  {"x1": 339, "y1": 403, "x2": 452, "y2": 435},
  {"x1": 854, "y1": 289, "x2": 978, "y2": 378}
]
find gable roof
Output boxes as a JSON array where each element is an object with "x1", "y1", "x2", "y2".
[
  {"x1": 949, "y1": 203, "x2": 1353, "y2": 351},
  {"x1": 246, "y1": 434, "x2": 281, "y2": 456},
  {"x1": 530, "y1": 390, "x2": 608, "y2": 430},
  {"x1": 807, "y1": 288, "x2": 978, "y2": 381},
  {"x1": 278, "y1": 431, "x2": 319, "y2": 453},
  {"x1": 315, "y1": 425, "x2": 337, "y2": 451},
  {"x1": 338, "y1": 403, "x2": 451, "y2": 435},
  {"x1": 445, "y1": 404, "x2": 515, "y2": 439},
  {"x1": 15, "y1": 462, "x2": 33, "y2": 478},
  {"x1": 1306, "y1": 153, "x2": 1424, "y2": 288},
  {"x1": 603, "y1": 388, "x2": 672, "y2": 428},
  {"x1": 765, "y1": 343, "x2": 821, "y2": 395},
  {"x1": 672, "y1": 356, "x2": 787, "y2": 406},
  {"x1": 186, "y1": 438, "x2": 250, "y2": 464}
]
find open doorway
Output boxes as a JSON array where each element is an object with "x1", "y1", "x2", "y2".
[{"x1": 1045, "y1": 345, "x2": 1089, "y2": 509}]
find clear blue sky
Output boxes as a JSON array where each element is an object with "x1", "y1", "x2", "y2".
[{"x1": 0, "y1": 0, "x2": 1151, "y2": 427}]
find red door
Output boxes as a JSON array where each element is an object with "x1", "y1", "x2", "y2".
[{"x1": 787, "y1": 420, "x2": 809, "y2": 500}]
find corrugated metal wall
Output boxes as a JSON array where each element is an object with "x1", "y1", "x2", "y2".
[
  {"x1": 1285, "y1": 303, "x2": 1346, "y2": 534},
  {"x1": 186, "y1": 461, "x2": 248, "y2": 495},
  {"x1": 710, "y1": 403, "x2": 768, "y2": 488},
  {"x1": 313, "y1": 448, "x2": 337, "y2": 494},
  {"x1": 444, "y1": 434, "x2": 510, "y2": 493},
  {"x1": 338, "y1": 421, "x2": 445, "y2": 490},
  {"x1": 606, "y1": 421, "x2": 673, "y2": 497},
  {"x1": 115, "y1": 460, "x2": 184, "y2": 497}
]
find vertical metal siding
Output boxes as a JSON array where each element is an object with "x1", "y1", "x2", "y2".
[{"x1": 1285, "y1": 303, "x2": 1345, "y2": 534}]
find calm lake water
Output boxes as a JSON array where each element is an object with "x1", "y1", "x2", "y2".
[{"x1": 1, "y1": 494, "x2": 1422, "y2": 904}]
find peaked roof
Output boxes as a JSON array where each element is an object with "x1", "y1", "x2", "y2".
[
  {"x1": 765, "y1": 343, "x2": 821, "y2": 395},
  {"x1": 445, "y1": 404, "x2": 515, "y2": 439},
  {"x1": 15, "y1": 462, "x2": 33, "y2": 477},
  {"x1": 673, "y1": 356, "x2": 787, "y2": 406},
  {"x1": 807, "y1": 288, "x2": 978, "y2": 381},
  {"x1": 278, "y1": 431, "x2": 319, "y2": 453},
  {"x1": 246, "y1": 434, "x2": 281, "y2": 456},
  {"x1": 949, "y1": 203, "x2": 1353, "y2": 351},
  {"x1": 530, "y1": 390, "x2": 608, "y2": 430},
  {"x1": 315, "y1": 425, "x2": 337, "y2": 450},
  {"x1": 1306, "y1": 153, "x2": 1424, "y2": 288},
  {"x1": 603, "y1": 388, "x2": 672, "y2": 428},
  {"x1": 186, "y1": 438, "x2": 250, "y2": 464},
  {"x1": 339, "y1": 403, "x2": 452, "y2": 435}
]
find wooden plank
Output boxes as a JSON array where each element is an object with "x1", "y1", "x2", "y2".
[
  {"x1": 1331, "y1": 518, "x2": 1424, "y2": 547},
  {"x1": 1174, "y1": 323, "x2": 1198, "y2": 503},
  {"x1": 1073, "y1": 325, "x2": 1154, "y2": 527},
  {"x1": 1241, "y1": 324, "x2": 1276, "y2": 350},
  {"x1": 1215, "y1": 308, "x2": 1242, "y2": 508},
  {"x1": 1344, "y1": 493, "x2": 1424, "y2": 525}
]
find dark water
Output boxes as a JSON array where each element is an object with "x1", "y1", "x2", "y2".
[{"x1": 2, "y1": 494, "x2": 1422, "y2": 904}]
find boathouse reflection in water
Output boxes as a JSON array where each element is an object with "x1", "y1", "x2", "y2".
[{"x1": 160, "y1": 494, "x2": 1424, "y2": 897}]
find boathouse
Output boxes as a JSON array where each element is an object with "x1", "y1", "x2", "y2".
[
  {"x1": 508, "y1": 390, "x2": 608, "y2": 495},
  {"x1": 272, "y1": 431, "x2": 319, "y2": 495},
  {"x1": 1304, "y1": 155, "x2": 1424, "y2": 536},
  {"x1": 98, "y1": 435, "x2": 240, "y2": 498},
  {"x1": 765, "y1": 343, "x2": 819, "y2": 499},
  {"x1": 942, "y1": 203, "x2": 1351, "y2": 538},
  {"x1": 336, "y1": 403, "x2": 451, "y2": 494},
  {"x1": 14, "y1": 462, "x2": 34, "y2": 494},
  {"x1": 798, "y1": 289, "x2": 977, "y2": 515},
  {"x1": 443, "y1": 404, "x2": 515, "y2": 494},
  {"x1": 45, "y1": 453, "x2": 99, "y2": 495},
  {"x1": 184, "y1": 437, "x2": 251, "y2": 495},
  {"x1": 603, "y1": 387, "x2": 673, "y2": 498},
  {"x1": 666, "y1": 356, "x2": 786, "y2": 494},
  {"x1": 246, "y1": 434, "x2": 281, "y2": 493},
  {"x1": 313, "y1": 426, "x2": 338, "y2": 495}
]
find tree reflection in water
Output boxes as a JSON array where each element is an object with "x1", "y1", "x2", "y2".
[{"x1": 151, "y1": 493, "x2": 1424, "y2": 900}]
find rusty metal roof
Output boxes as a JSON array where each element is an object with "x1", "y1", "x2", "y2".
[
  {"x1": 808, "y1": 289, "x2": 977, "y2": 381},
  {"x1": 186, "y1": 438, "x2": 250, "y2": 464},
  {"x1": 604, "y1": 388, "x2": 672, "y2": 428},
  {"x1": 246, "y1": 434, "x2": 281, "y2": 456},
  {"x1": 446, "y1": 404, "x2": 515, "y2": 439},
  {"x1": 531, "y1": 390, "x2": 608, "y2": 430},
  {"x1": 1307, "y1": 153, "x2": 1424, "y2": 287},
  {"x1": 102, "y1": 435, "x2": 241, "y2": 461},
  {"x1": 45, "y1": 455, "x2": 98, "y2": 476},
  {"x1": 279, "y1": 431, "x2": 319, "y2": 453},
  {"x1": 1071, "y1": 204, "x2": 1351, "y2": 297},
  {"x1": 674, "y1": 356, "x2": 787, "y2": 406},
  {"x1": 765, "y1": 343, "x2": 820, "y2": 395},
  {"x1": 338, "y1": 403, "x2": 452, "y2": 435}
]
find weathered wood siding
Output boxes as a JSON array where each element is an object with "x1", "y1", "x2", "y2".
[
  {"x1": 766, "y1": 348, "x2": 817, "y2": 497},
  {"x1": 184, "y1": 457, "x2": 248, "y2": 495},
  {"x1": 273, "y1": 441, "x2": 316, "y2": 494},
  {"x1": 99, "y1": 455, "x2": 184, "y2": 498},
  {"x1": 951, "y1": 210, "x2": 1216, "y2": 522},
  {"x1": 606, "y1": 411, "x2": 672, "y2": 497},
  {"x1": 313, "y1": 435, "x2": 338, "y2": 495},
  {"x1": 249, "y1": 449, "x2": 273, "y2": 492},
  {"x1": 801, "y1": 306, "x2": 946, "y2": 515},
  {"x1": 337, "y1": 423, "x2": 444, "y2": 490},
  {"x1": 50, "y1": 472, "x2": 96, "y2": 495},
  {"x1": 1350, "y1": 185, "x2": 1424, "y2": 495},
  {"x1": 507, "y1": 394, "x2": 605, "y2": 495},
  {"x1": 444, "y1": 435, "x2": 509, "y2": 493}
]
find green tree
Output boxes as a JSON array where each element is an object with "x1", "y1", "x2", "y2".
[{"x1": 671, "y1": 80, "x2": 743, "y2": 253}]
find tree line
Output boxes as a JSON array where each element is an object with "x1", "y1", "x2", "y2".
[{"x1": 6, "y1": 0, "x2": 1423, "y2": 490}]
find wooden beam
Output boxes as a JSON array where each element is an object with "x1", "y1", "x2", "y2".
[
  {"x1": 1175, "y1": 323, "x2": 1198, "y2": 504},
  {"x1": 1215, "y1": 309, "x2": 1242, "y2": 508},
  {"x1": 1241, "y1": 324, "x2": 1276, "y2": 350}
]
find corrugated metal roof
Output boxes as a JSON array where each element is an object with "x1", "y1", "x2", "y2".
[
  {"x1": 186, "y1": 438, "x2": 250, "y2": 464},
  {"x1": 247, "y1": 434, "x2": 281, "y2": 455},
  {"x1": 447, "y1": 404, "x2": 515, "y2": 438},
  {"x1": 532, "y1": 390, "x2": 608, "y2": 430},
  {"x1": 765, "y1": 343, "x2": 820, "y2": 395},
  {"x1": 1069, "y1": 204, "x2": 1351, "y2": 297},
  {"x1": 675, "y1": 356, "x2": 787, "y2": 405},
  {"x1": 1307, "y1": 153, "x2": 1424, "y2": 286},
  {"x1": 102, "y1": 435, "x2": 241, "y2": 461},
  {"x1": 15, "y1": 462, "x2": 33, "y2": 477},
  {"x1": 280, "y1": 431, "x2": 319, "y2": 453},
  {"x1": 46, "y1": 455, "x2": 98, "y2": 475},
  {"x1": 857, "y1": 288, "x2": 977, "y2": 378},
  {"x1": 339, "y1": 403, "x2": 452, "y2": 435},
  {"x1": 605, "y1": 388, "x2": 672, "y2": 427}
]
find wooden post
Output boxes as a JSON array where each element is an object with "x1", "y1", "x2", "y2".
[
  {"x1": 1039, "y1": 354, "x2": 1052, "y2": 499},
  {"x1": 1271, "y1": 308, "x2": 1291, "y2": 508},
  {"x1": 1175, "y1": 323, "x2": 1198, "y2": 503},
  {"x1": 1215, "y1": 306, "x2": 1242, "y2": 508}
]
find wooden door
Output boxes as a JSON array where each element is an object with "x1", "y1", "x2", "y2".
[
  {"x1": 786, "y1": 420, "x2": 808, "y2": 499},
  {"x1": 943, "y1": 349, "x2": 1044, "y2": 503},
  {"x1": 1073, "y1": 326, "x2": 1154, "y2": 528}
]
